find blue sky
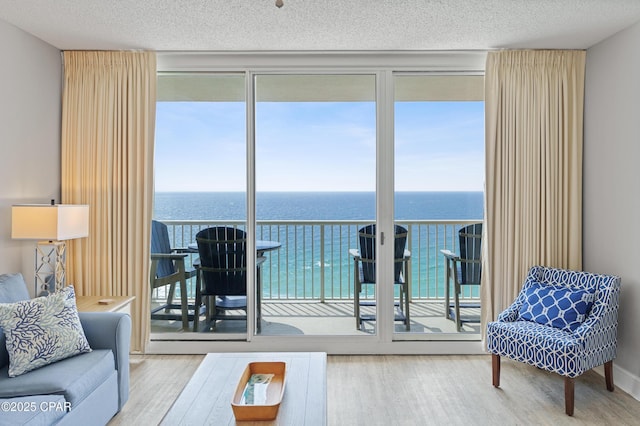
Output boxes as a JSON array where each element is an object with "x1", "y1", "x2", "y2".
[{"x1": 154, "y1": 101, "x2": 484, "y2": 192}]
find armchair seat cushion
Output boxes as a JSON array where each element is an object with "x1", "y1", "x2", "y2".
[{"x1": 487, "y1": 320, "x2": 584, "y2": 377}]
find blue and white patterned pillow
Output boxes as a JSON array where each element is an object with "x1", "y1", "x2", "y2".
[
  {"x1": 0, "y1": 285, "x2": 91, "y2": 377},
  {"x1": 519, "y1": 281, "x2": 595, "y2": 333}
]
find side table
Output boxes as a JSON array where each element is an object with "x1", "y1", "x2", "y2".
[{"x1": 76, "y1": 295, "x2": 136, "y2": 316}]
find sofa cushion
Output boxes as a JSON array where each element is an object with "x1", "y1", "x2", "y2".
[
  {"x1": 0, "y1": 273, "x2": 29, "y2": 368},
  {"x1": 0, "y1": 285, "x2": 91, "y2": 377},
  {"x1": 0, "y1": 273, "x2": 31, "y2": 370},
  {"x1": 0, "y1": 273, "x2": 30, "y2": 303},
  {"x1": 0, "y1": 349, "x2": 115, "y2": 409},
  {"x1": 0, "y1": 329, "x2": 7, "y2": 371},
  {"x1": 0, "y1": 395, "x2": 67, "y2": 426},
  {"x1": 518, "y1": 281, "x2": 595, "y2": 332}
]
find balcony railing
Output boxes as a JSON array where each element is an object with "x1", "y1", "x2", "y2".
[{"x1": 153, "y1": 219, "x2": 482, "y2": 304}]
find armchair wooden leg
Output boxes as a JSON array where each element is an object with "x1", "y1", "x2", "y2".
[
  {"x1": 354, "y1": 289, "x2": 360, "y2": 329},
  {"x1": 193, "y1": 272, "x2": 201, "y2": 332},
  {"x1": 605, "y1": 361, "x2": 615, "y2": 392},
  {"x1": 444, "y1": 259, "x2": 451, "y2": 320},
  {"x1": 404, "y1": 286, "x2": 410, "y2": 331},
  {"x1": 492, "y1": 354, "x2": 500, "y2": 388},
  {"x1": 564, "y1": 377, "x2": 574, "y2": 416},
  {"x1": 354, "y1": 260, "x2": 361, "y2": 329},
  {"x1": 165, "y1": 282, "x2": 176, "y2": 312},
  {"x1": 454, "y1": 287, "x2": 462, "y2": 332},
  {"x1": 210, "y1": 295, "x2": 217, "y2": 331},
  {"x1": 256, "y1": 262, "x2": 263, "y2": 333}
]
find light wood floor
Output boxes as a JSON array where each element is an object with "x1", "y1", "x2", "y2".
[{"x1": 109, "y1": 354, "x2": 640, "y2": 426}]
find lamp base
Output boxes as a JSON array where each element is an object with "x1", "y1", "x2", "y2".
[{"x1": 35, "y1": 241, "x2": 66, "y2": 296}]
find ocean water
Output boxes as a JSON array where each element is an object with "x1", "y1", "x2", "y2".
[
  {"x1": 154, "y1": 191, "x2": 484, "y2": 299},
  {"x1": 154, "y1": 191, "x2": 483, "y2": 221}
]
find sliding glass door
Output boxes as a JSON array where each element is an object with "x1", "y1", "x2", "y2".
[
  {"x1": 151, "y1": 60, "x2": 486, "y2": 351},
  {"x1": 393, "y1": 74, "x2": 484, "y2": 338},
  {"x1": 153, "y1": 73, "x2": 248, "y2": 339},
  {"x1": 253, "y1": 74, "x2": 378, "y2": 336}
]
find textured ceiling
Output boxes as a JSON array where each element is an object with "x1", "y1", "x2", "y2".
[{"x1": 1, "y1": 0, "x2": 640, "y2": 51}]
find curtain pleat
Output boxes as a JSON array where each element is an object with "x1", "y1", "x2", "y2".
[
  {"x1": 61, "y1": 51, "x2": 156, "y2": 353},
  {"x1": 482, "y1": 50, "x2": 585, "y2": 342}
]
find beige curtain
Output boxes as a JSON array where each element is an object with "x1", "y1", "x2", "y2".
[
  {"x1": 481, "y1": 50, "x2": 585, "y2": 339},
  {"x1": 61, "y1": 51, "x2": 156, "y2": 353}
]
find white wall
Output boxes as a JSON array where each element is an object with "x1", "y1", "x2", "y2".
[
  {"x1": 585, "y1": 21, "x2": 640, "y2": 399},
  {"x1": 0, "y1": 19, "x2": 62, "y2": 297}
]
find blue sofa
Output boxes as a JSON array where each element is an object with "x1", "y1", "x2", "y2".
[{"x1": 0, "y1": 273, "x2": 131, "y2": 425}]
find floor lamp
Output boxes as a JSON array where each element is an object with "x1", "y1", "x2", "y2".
[{"x1": 11, "y1": 203, "x2": 89, "y2": 296}]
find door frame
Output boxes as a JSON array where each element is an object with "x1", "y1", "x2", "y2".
[{"x1": 149, "y1": 51, "x2": 487, "y2": 355}]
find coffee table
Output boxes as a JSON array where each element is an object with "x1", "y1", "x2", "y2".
[{"x1": 161, "y1": 352, "x2": 327, "y2": 425}]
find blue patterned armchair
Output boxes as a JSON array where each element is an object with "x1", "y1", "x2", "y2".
[{"x1": 487, "y1": 266, "x2": 621, "y2": 416}]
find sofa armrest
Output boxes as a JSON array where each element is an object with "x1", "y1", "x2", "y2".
[{"x1": 78, "y1": 312, "x2": 131, "y2": 411}]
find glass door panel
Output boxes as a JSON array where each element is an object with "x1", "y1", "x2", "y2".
[
  {"x1": 254, "y1": 74, "x2": 377, "y2": 336},
  {"x1": 152, "y1": 73, "x2": 247, "y2": 340},
  {"x1": 393, "y1": 74, "x2": 485, "y2": 337}
]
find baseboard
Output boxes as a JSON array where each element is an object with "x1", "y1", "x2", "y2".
[{"x1": 594, "y1": 363, "x2": 640, "y2": 401}]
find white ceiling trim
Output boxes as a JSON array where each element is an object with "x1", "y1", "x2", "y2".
[{"x1": 156, "y1": 50, "x2": 489, "y2": 72}]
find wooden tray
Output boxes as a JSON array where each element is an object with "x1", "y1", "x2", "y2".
[{"x1": 231, "y1": 361, "x2": 286, "y2": 421}]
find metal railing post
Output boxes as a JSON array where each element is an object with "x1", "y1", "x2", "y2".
[{"x1": 320, "y1": 224, "x2": 325, "y2": 303}]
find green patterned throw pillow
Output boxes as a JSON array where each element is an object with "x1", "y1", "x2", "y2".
[{"x1": 0, "y1": 285, "x2": 91, "y2": 377}]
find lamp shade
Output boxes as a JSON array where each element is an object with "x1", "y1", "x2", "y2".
[{"x1": 12, "y1": 204, "x2": 89, "y2": 241}]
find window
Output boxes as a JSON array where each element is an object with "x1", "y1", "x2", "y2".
[{"x1": 150, "y1": 53, "x2": 486, "y2": 354}]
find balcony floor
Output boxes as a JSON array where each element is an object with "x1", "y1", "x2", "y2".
[{"x1": 150, "y1": 299, "x2": 481, "y2": 336}]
